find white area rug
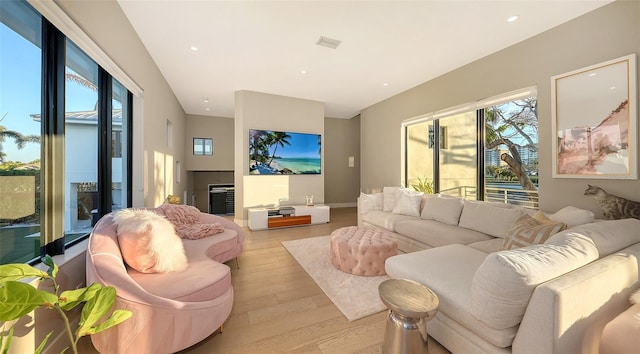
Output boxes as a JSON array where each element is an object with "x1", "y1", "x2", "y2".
[{"x1": 282, "y1": 235, "x2": 388, "y2": 321}]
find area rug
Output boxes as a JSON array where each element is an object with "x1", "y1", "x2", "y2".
[{"x1": 282, "y1": 235, "x2": 388, "y2": 321}]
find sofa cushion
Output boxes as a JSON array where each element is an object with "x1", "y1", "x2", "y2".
[
  {"x1": 386, "y1": 245, "x2": 518, "y2": 348},
  {"x1": 392, "y1": 189, "x2": 423, "y2": 217},
  {"x1": 361, "y1": 210, "x2": 416, "y2": 232},
  {"x1": 500, "y1": 214, "x2": 567, "y2": 250},
  {"x1": 420, "y1": 195, "x2": 464, "y2": 225},
  {"x1": 458, "y1": 200, "x2": 523, "y2": 238},
  {"x1": 113, "y1": 209, "x2": 188, "y2": 274},
  {"x1": 383, "y1": 187, "x2": 402, "y2": 212},
  {"x1": 359, "y1": 192, "x2": 383, "y2": 214},
  {"x1": 471, "y1": 232, "x2": 599, "y2": 330},
  {"x1": 466, "y1": 238, "x2": 503, "y2": 254},
  {"x1": 394, "y1": 219, "x2": 493, "y2": 248},
  {"x1": 129, "y1": 257, "x2": 231, "y2": 302},
  {"x1": 546, "y1": 218, "x2": 640, "y2": 258},
  {"x1": 548, "y1": 206, "x2": 595, "y2": 228}
]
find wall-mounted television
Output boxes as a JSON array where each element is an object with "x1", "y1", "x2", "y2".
[{"x1": 249, "y1": 129, "x2": 321, "y2": 175}]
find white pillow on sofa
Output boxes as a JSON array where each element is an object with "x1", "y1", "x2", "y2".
[
  {"x1": 458, "y1": 200, "x2": 524, "y2": 238},
  {"x1": 548, "y1": 206, "x2": 595, "y2": 228},
  {"x1": 383, "y1": 187, "x2": 402, "y2": 212},
  {"x1": 359, "y1": 192, "x2": 383, "y2": 214},
  {"x1": 420, "y1": 195, "x2": 464, "y2": 225},
  {"x1": 470, "y1": 232, "x2": 599, "y2": 330},
  {"x1": 113, "y1": 209, "x2": 188, "y2": 274},
  {"x1": 392, "y1": 189, "x2": 423, "y2": 217}
]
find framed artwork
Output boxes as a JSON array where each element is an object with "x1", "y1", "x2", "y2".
[{"x1": 551, "y1": 54, "x2": 637, "y2": 179}]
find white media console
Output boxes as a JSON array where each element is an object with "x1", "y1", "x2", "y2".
[{"x1": 248, "y1": 205, "x2": 330, "y2": 230}]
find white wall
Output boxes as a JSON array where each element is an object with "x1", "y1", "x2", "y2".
[
  {"x1": 234, "y1": 90, "x2": 324, "y2": 224},
  {"x1": 185, "y1": 115, "x2": 234, "y2": 171},
  {"x1": 360, "y1": 0, "x2": 640, "y2": 217}
]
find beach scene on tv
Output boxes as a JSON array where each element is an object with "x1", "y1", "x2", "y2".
[{"x1": 249, "y1": 129, "x2": 321, "y2": 175}]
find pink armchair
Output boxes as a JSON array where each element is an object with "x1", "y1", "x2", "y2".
[{"x1": 85, "y1": 209, "x2": 244, "y2": 354}]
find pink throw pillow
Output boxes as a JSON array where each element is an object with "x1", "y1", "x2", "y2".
[{"x1": 113, "y1": 209, "x2": 188, "y2": 273}]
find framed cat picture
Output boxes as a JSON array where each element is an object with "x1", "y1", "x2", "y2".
[{"x1": 551, "y1": 54, "x2": 637, "y2": 179}]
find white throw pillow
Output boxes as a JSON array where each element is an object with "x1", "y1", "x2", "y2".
[
  {"x1": 359, "y1": 192, "x2": 383, "y2": 214},
  {"x1": 548, "y1": 206, "x2": 595, "y2": 228},
  {"x1": 458, "y1": 200, "x2": 524, "y2": 238},
  {"x1": 113, "y1": 209, "x2": 188, "y2": 274},
  {"x1": 471, "y1": 232, "x2": 599, "y2": 330},
  {"x1": 420, "y1": 195, "x2": 464, "y2": 225},
  {"x1": 392, "y1": 189, "x2": 423, "y2": 217},
  {"x1": 383, "y1": 187, "x2": 401, "y2": 212}
]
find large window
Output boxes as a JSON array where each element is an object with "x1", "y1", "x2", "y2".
[
  {"x1": 403, "y1": 88, "x2": 538, "y2": 208},
  {"x1": 0, "y1": 1, "x2": 42, "y2": 264},
  {"x1": 0, "y1": 0, "x2": 133, "y2": 265}
]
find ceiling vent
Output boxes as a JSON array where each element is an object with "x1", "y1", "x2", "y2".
[{"x1": 316, "y1": 36, "x2": 341, "y2": 49}]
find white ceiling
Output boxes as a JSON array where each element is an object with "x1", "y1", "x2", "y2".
[{"x1": 117, "y1": 0, "x2": 613, "y2": 119}]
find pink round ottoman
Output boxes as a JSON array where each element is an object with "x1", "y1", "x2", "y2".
[{"x1": 330, "y1": 226, "x2": 398, "y2": 276}]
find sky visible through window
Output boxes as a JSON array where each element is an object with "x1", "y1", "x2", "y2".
[{"x1": 0, "y1": 23, "x2": 104, "y2": 164}]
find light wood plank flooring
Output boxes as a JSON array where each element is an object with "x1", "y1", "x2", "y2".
[{"x1": 79, "y1": 207, "x2": 449, "y2": 354}]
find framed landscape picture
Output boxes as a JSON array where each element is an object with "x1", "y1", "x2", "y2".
[{"x1": 551, "y1": 54, "x2": 637, "y2": 179}]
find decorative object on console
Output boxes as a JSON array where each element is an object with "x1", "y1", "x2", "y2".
[
  {"x1": 305, "y1": 194, "x2": 314, "y2": 206},
  {"x1": 165, "y1": 194, "x2": 181, "y2": 204},
  {"x1": 551, "y1": 53, "x2": 637, "y2": 179},
  {"x1": 112, "y1": 209, "x2": 188, "y2": 274},
  {"x1": 584, "y1": 184, "x2": 640, "y2": 220}
]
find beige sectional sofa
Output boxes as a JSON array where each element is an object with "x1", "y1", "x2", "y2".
[{"x1": 358, "y1": 187, "x2": 640, "y2": 353}]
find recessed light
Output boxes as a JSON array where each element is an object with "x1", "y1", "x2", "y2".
[
  {"x1": 589, "y1": 73, "x2": 597, "y2": 77},
  {"x1": 507, "y1": 15, "x2": 519, "y2": 23},
  {"x1": 300, "y1": 69, "x2": 308, "y2": 75},
  {"x1": 610, "y1": 86, "x2": 617, "y2": 90},
  {"x1": 190, "y1": 46, "x2": 199, "y2": 52},
  {"x1": 202, "y1": 97, "x2": 209, "y2": 103},
  {"x1": 205, "y1": 108, "x2": 210, "y2": 111},
  {"x1": 383, "y1": 83, "x2": 389, "y2": 86}
]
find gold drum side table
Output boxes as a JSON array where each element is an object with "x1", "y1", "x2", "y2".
[{"x1": 378, "y1": 278, "x2": 439, "y2": 354}]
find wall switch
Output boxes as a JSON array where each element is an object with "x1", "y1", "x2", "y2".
[{"x1": 348, "y1": 156, "x2": 355, "y2": 167}]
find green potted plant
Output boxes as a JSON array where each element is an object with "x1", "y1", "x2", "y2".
[
  {"x1": 0, "y1": 255, "x2": 132, "y2": 354},
  {"x1": 411, "y1": 176, "x2": 434, "y2": 194}
]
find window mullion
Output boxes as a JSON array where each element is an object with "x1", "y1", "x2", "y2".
[
  {"x1": 40, "y1": 18, "x2": 65, "y2": 257},
  {"x1": 97, "y1": 69, "x2": 112, "y2": 218}
]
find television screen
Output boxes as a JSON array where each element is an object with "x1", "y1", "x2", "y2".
[{"x1": 249, "y1": 129, "x2": 321, "y2": 175}]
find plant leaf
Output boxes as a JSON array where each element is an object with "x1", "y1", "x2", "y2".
[
  {"x1": 0, "y1": 264, "x2": 47, "y2": 285},
  {"x1": 1, "y1": 324, "x2": 14, "y2": 354},
  {"x1": 77, "y1": 286, "x2": 116, "y2": 336},
  {"x1": 59, "y1": 283, "x2": 102, "y2": 311},
  {"x1": 84, "y1": 309, "x2": 132, "y2": 336},
  {"x1": 41, "y1": 255, "x2": 58, "y2": 279},
  {"x1": 0, "y1": 282, "x2": 58, "y2": 321},
  {"x1": 33, "y1": 331, "x2": 52, "y2": 354}
]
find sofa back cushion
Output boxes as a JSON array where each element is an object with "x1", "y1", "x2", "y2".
[
  {"x1": 548, "y1": 206, "x2": 595, "y2": 228},
  {"x1": 470, "y1": 232, "x2": 599, "y2": 330},
  {"x1": 420, "y1": 195, "x2": 464, "y2": 225},
  {"x1": 546, "y1": 218, "x2": 640, "y2": 258},
  {"x1": 458, "y1": 200, "x2": 523, "y2": 237}
]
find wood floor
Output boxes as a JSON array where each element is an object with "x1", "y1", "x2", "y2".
[{"x1": 79, "y1": 207, "x2": 449, "y2": 354}]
